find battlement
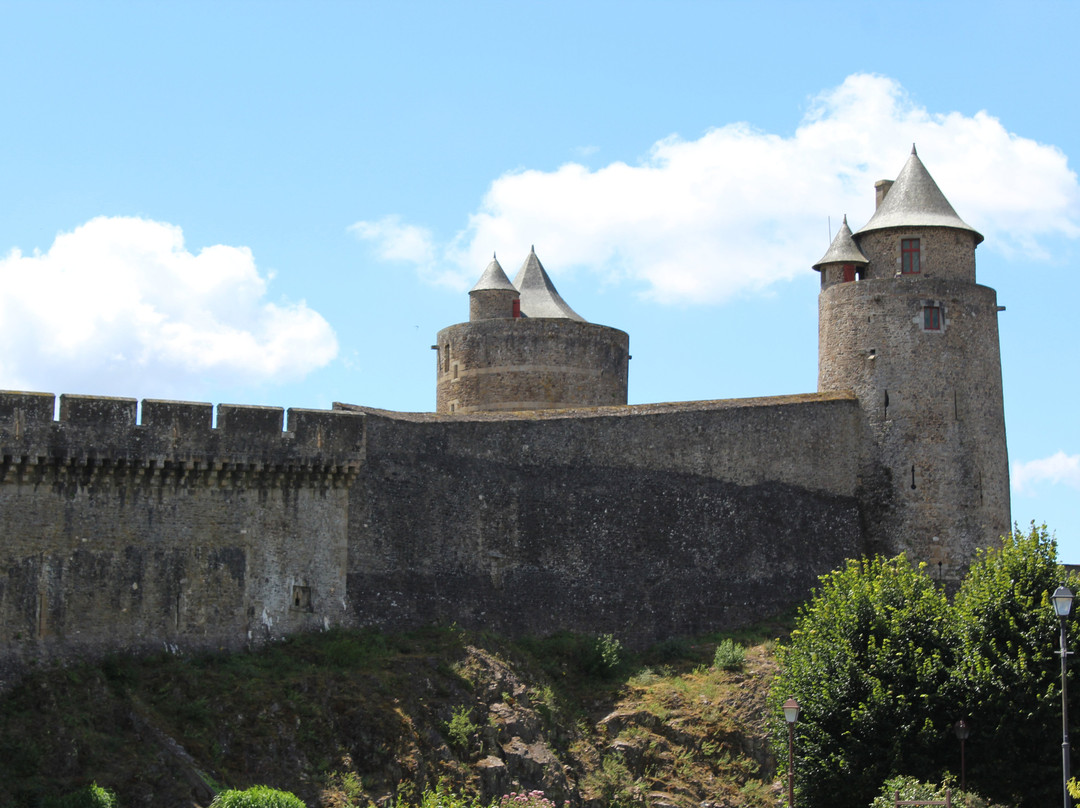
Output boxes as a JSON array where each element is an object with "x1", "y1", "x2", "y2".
[{"x1": 0, "y1": 391, "x2": 365, "y2": 489}]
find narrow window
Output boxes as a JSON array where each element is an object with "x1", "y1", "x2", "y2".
[
  {"x1": 292, "y1": 585, "x2": 312, "y2": 612},
  {"x1": 923, "y1": 305, "x2": 941, "y2": 331},
  {"x1": 512, "y1": 299, "x2": 521, "y2": 318},
  {"x1": 842, "y1": 264, "x2": 856, "y2": 283},
  {"x1": 442, "y1": 345, "x2": 450, "y2": 373},
  {"x1": 901, "y1": 238, "x2": 921, "y2": 274}
]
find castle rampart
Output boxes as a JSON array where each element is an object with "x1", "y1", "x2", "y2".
[
  {"x1": 341, "y1": 393, "x2": 867, "y2": 647},
  {"x1": 0, "y1": 392, "x2": 365, "y2": 689}
]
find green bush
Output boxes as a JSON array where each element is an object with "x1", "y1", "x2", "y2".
[
  {"x1": 209, "y1": 785, "x2": 306, "y2": 808},
  {"x1": 397, "y1": 782, "x2": 488, "y2": 808},
  {"x1": 712, "y1": 638, "x2": 745, "y2": 671},
  {"x1": 593, "y1": 633, "x2": 623, "y2": 678},
  {"x1": 444, "y1": 705, "x2": 478, "y2": 751},
  {"x1": 870, "y1": 775, "x2": 1011, "y2": 808},
  {"x1": 43, "y1": 783, "x2": 119, "y2": 808}
]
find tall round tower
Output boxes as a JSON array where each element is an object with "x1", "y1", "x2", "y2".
[
  {"x1": 816, "y1": 147, "x2": 1010, "y2": 579},
  {"x1": 436, "y1": 248, "x2": 629, "y2": 414}
]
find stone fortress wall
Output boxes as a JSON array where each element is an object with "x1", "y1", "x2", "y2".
[
  {"x1": 0, "y1": 388, "x2": 868, "y2": 687},
  {"x1": 0, "y1": 392, "x2": 363, "y2": 686},
  {"x1": 0, "y1": 150, "x2": 1011, "y2": 687}
]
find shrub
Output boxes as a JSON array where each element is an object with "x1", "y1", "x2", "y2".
[
  {"x1": 209, "y1": 785, "x2": 307, "y2": 808},
  {"x1": 870, "y1": 775, "x2": 1011, "y2": 808},
  {"x1": 594, "y1": 633, "x2": 623, "y2": 678},
  {"x1": 712, "y1": 639, "x2": 745, "y2": 671},
  {"x1": 496, "y1": 791, "x2": 558, "y2": 808},
  {"x1": 43, "y1": 783, "x2": 119, "y2": 808},
  {"x1": 582, "y1": 752, "x2": 645, "y2": 807},
  {"x1": 399, "y1": 782, "x2": 488, "y2": 808},
  {"x1": 444, "y1": 705, "x2": 478, "y2": 752}
]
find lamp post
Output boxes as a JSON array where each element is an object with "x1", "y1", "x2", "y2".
[
  {"x1": 953, "y1": 719, "x2": 970, "y2": 791},
  {"x1": 1053, "y1": 585, "x2": 1074, "y2": 808},
  {"x1": 783, "y1": 698, "x2": 800, "y2": 808}
]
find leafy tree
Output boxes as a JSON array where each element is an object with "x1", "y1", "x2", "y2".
[
  {"x1": 771, "y1": 555, "x2": 952, "y2": 808},
  {"x1": 772, "y1": 524, "x2": 1079, "y2": 808},
  {"x1": 948, "y1": 524, "x2": 1078, "y2": 806}
]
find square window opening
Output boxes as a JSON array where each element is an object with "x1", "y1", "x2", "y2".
[{"x1": 292, "y1": 585, "x2": 312, "y2": 612}]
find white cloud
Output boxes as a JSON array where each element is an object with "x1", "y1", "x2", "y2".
[
  {"x1": 1012, "y1": 451, "x2": 1080, "y2": 495},
  {"x1": 0, "y1": 216, "x2": 338, "y2": 397},
  {"x1": 354, "y1": 73, "x2": 1080, "y2": 304}
]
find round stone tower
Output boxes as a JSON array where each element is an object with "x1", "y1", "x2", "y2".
[
  {"x1": 815, "y1": 147, "x2": 1010, "y2": 579},
  {"x1": 436, "y1": 248, "x2": 629, "y2": 414}
]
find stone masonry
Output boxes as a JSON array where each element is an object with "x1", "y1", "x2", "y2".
[{"x1": 0, "y1": 150, "x2": 1010, "y2": 687}]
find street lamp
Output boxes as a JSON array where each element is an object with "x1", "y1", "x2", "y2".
[
  {"x1": 953, "y1": 719, "x2": 970, "y2": 791},
  {"x1": 1053, "y1": 585, "x2": 1074, "y2": 808},
  {"x1": 783, "y1": 698, "x2": 800, "y2": 808}
]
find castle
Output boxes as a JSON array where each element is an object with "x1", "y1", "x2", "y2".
[{"x1": 0, "y1": 149, "x2": 1009, "y2": 686}]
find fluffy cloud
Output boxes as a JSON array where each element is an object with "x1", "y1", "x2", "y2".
[
  {"x1": 353, "y1": 73, "x2": 1080, "y2": 304},
  {"x1": 0, "y1": 216, "x2": 337, "y2": 397},
  {"x1": 1013, "y1": 451, "x2": 1080, "y2": 495}
]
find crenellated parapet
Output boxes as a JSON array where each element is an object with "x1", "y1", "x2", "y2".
[{"x1": 0, "y1": 392, "x2": 365, "y2": 491}]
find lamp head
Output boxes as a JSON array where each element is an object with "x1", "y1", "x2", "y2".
[
  {"x1": 1052, "y1": 586, "x2": 1075, "y2": 619},
  {"x1": 783, "y1": 698, "x2": 801, "y2": 724},
  {"x1": 954, "y1": 719, "x2": 970, "y2": 741}
]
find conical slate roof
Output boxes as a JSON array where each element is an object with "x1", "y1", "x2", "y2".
[
  {"x1": 856, "y1": 146, "x2": 983, "y2": 244},
  {"x1": 813, "y1": 215, "x2": 869, "y2": 271},
  {"x1": 512, "y1": 247, "x2": 586, "y2": 321},
  {"x1": 470, "y1": 254, "x2": 517, "y2": 293}
]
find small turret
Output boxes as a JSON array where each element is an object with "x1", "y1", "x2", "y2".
[
  {"x1": 469, "y1": 254, "x2": 519, "y2": 321},
  {"x1": 812, "y1": 215, "x2": 869, "y2": 290}
]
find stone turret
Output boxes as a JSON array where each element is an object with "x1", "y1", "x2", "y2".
[
  {"x1": 469, "y1": 255, "x2": 519, "y2": 321},
  {"x1": 436, "y1": 249, "x2": 629, "y2": 414},
  {"x1": 816, "y1": 147, "x2": 1009, "y2": 579},
  {"x1": 813, "y1": 215, "x2": 869, "y2": 290}
]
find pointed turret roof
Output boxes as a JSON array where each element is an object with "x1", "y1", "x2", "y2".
[
  {"x1": 813, "y1": 215, "x2": 869, "y2": 271},
  {"x1": 512, "y1": 247, "x2": 586, "y2": 321},
  {"x1": 856, "y1": 146, "x2": 983, "y2": 244},
  {"x1": 470, "y1": 254, "x2": 517, "y2": 293}
]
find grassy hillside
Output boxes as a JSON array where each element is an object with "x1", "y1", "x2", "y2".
[{"x1": 0, "y1": 620, "x2": 792, "y2": 808}]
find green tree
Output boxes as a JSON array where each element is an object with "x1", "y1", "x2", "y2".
[
  {"x1": 948, "y1": 524, "x2": 1078, "y2": 806},
  {"x1": 772, "y1": 524, "x2": 1079, "y2": 808},
  {"x1": 771, "y1": 555, "x2": 952, "y2": 808}
]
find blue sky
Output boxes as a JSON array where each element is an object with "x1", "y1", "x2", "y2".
[{"x1": 2, "y1": 1, "x2": 1079, "y2": 559}]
